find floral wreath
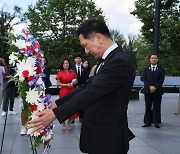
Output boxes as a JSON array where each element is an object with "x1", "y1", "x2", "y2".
[{"x1": 8, "y1": 29, "x2": 53, "y2": 152}]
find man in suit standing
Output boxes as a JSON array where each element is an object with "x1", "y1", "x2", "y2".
[
  {"x1": 42, "y1": 57, "x2": 52, "y2": 94},
  {"x1": 72, "y1": 55, "x2": 88, "y2": 122},
  {"x1": 72, "y1": 55, "x2": 88, "y2": 87},
  {"x1": 141, "y1": 54, "x2": 165, "y2": 128},
  {"x1": 29, "y1": 18, "x2": 135, "y2": 154}
]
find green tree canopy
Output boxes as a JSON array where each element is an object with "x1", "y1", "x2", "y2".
[
  {"x1": 132, "y1": 0, "x2": 180, "y2": 76},
  {"x1": 24, "y1": 0, "x2": 105, "y2": 72},
  {"x1": 110, "y1": 30, "x2": 126, "y2": 47},
  {"x1": 110, "y1": 29, "x2": 137, "y2": 69}
]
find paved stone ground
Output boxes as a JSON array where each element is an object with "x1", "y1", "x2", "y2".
[{"x1": 0, "y1": 93, "x2": 180, "y2": 154}]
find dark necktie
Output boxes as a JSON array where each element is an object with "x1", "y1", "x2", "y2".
[
  {"x1": 152, "y1": 66, "x2": 155, "y2": 72},
  {"x1": 77, "y1": 66, "x2": 81, "y2": 77}
]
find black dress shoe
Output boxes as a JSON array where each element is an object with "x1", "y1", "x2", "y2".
[
  {"x1": 155, "y1": 123, "x2": 160, "y2": 128},
  {"x1": 142, "y1": 123, "x2": 151, "y2": 127}
]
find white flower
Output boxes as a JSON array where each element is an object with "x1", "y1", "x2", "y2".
[
  {"x1": 26, "y1": 57, "x2": 36, "y2": 66},
  {"x1": 15, "y1": 58, "x2": 37, "y2": 81},
  {"x1": 26, "y1": 41, "x2": 32, "y2": 47},
  {"x1": 37, "y1": 103, "x2": 45, "y2": 111},
  {"x1": 41, "y1": 130, "x2": 53, "y2": 143},
  {"x1": 9, "y1": 52, "x2": 19, "y2": 66},
  {"x1": 31, "y1": 111, "x2": 39, "y2": 120},
  {"x1": 26, "y1": 88, "x2": 40, "y2": 105},
  {"x1": 27, "y1": 128, "x2": 40, "y2": 137},
  {"x1": 26, "y1": 111, "x2": 41, "y2": 136},
  {"x1": 13, "y1": 39, "x2": 27, "y2": 49}
]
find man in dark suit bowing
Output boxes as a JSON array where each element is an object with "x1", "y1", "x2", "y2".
[
  {"x1": 29, "y1": 18, "x2": 135, "y2": 154},
  {"x1": 141, "y1": 54, "x2": 165, "y2": 128}
]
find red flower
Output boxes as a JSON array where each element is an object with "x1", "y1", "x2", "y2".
[
  {"x1": 30, "y1": 105, "x2": 37, "y2": 112},
  {"x1": 27, "y1": 46, "x2": 35, "y2": 55},
  {"x1": 39, "y1": 93, "x2": 44, "y2": 98},
  {"x1": 44, "y1": 140, "x2": 50, "y2": 145},
  {"x1": 20, "y1": 48, "x2": 26, "y2": 51},
  {"x1": 34, "y1": 42, "x2": 40, "y2": 49},
  {"x1": 35, "y1": 66, "x2": 42, "y2": 74},
  {"x1": 28, "y1": 76, "x2": 34, "y2": 81},
  {"x1": 22, "y1": 70, "x2": 29, "y2": 78},
  {"x1": 41, "y1": 130, "x2": 47, "y2": 136},
  {"x1": 37, "y1": 53, "x2": 42, "y2": 59}
]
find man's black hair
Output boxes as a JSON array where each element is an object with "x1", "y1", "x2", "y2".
[
  {"x1": 150, "y1": 53, "x2": 159, "y2": 58},
  {"x1": 76, "y1": 18, "x2": 111, "y2": 39},
  {"x1": 43, "y1": 57, "x2": 48, "y2": 65},
  {"x1": 74, "y1": 54, "x2": 82, "y2": 59}
]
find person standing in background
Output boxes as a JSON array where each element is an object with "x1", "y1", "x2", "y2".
[
  {"x1": 72, "y1": 55, "x2": 88, "y2": 87},
  {"x1": 1, "y1": 62, "x2": 17, "y2": 117},
  {"x1": 42, "y1": 57, "x2": 52, "y2": 94},
  {"x1": 56, "y1": 58, "x2": 78, "y2": 130},
  {"x1": 89, "y1": 60, "x2": 98, "y2": 77},
  {"x1": 82, "y1": 60, "x2": 91, "y2": 77},
  {"x1": 141, "y1": 54, "x2": 165, "y2": 128},
  {"x1": 72, "y1": 55, "x2": 88, "y2": 122},
  {"x1": 0, "y1": 56, "x2": 8, "y2": 108}
]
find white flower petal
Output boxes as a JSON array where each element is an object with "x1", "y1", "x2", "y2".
[
  {"x1": 13, "y1": 39, "x2": 27, "y2": 49},
  {"x1": 37, "y1": 103, "x2": 45, "y2": 111},
  {"x1": 9, "y1": 52, "x2": 19, "y2": 66},
  {"x1": 26, "y1": 88, "x2": 40, "y2": 105}
]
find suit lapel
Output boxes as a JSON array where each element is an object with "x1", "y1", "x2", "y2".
[
  {"x1": 105, "y1": 46, "x2": 122, "y2": 61},
  {"x1": 98, "y1": 46, "x2": 122, "y2": 72}
]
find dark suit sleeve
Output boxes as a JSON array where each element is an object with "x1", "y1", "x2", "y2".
[
  {"x1": 53, "y1": 56, "x2": 134, "y2": 123},
  {"x1": 42, "y1": 66, "x2": 52, "y2": 87},
  {"x1": 84, "y1": 68, "x2": 89, "y2": 81},
  {"x1": 154, "y1": 68, "x2": 165, "y2": 89},
  {"x1": 55, "y1": 77, "x2": 92, "y2": 106},
  {"x1": 141, "y1": 67, "x2": 151, "y2": 88}
]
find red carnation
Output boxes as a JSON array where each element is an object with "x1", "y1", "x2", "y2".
[
  {"x1": 20, "y1": 48, "x2": 26, "y2": 51},
  {"x1": 44, "y1": 140, "x2": 50, "y2": 145},
  {"x1": 30, "y1": 104, "x2": 37, "y2": 112},
  {"x1": 35, "y1": 66, "x2": 42, "y2": 74},
  {"x1": 39, "y1": 93, "x2": 44, "y2": 98},
  {"x1": 37, "y1": 53, "x2": 42, "y2": 59},
  {"x1": 28, "y1": 76, "x2": 34, "y2": 81},
  {"x1": 27, "y1": 46, "x2": 36, "y2": 55},
  {"x1": 41, "y1": 130, "x2": 47, "y2": 136},
  {"x1": 22, "y1": 70, "x2": 29, "y2": 78},
  {"x1": 34, "y1": 42, "x2": 40, "y2": 49}
]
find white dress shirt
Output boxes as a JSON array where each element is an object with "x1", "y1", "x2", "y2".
[
  {"x1": 76, "y1": 64, "x2": 82, "y2": 76},
  {"x1": 96, "y1": 43, "x2": 118, "y2": 73},
  {"x1": 151, "y1": 64, "x2": 157, "y2": 71}
]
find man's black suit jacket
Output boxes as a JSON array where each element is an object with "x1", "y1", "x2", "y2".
[
  {"x1": 141, "y1": 65, "x2": 165, "y2": 94},
  {"x1": 72, "y1": 65, "x2": 88, "y2": 86},
  {"x1": 42, "y1": 65, "x2": 52, "y2": 88},
  {"x1": 53, "y1": 46, "x2": 135, "y2": 154}
]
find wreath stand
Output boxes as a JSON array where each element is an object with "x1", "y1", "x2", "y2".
[{"x1": 0, "y1": 112, "x2": 49, "y2": 154}]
